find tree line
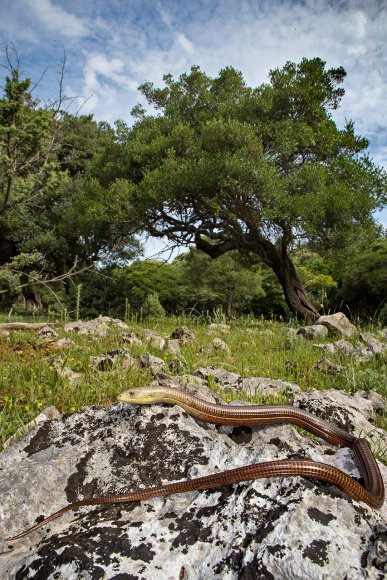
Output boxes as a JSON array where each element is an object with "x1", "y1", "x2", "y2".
[{"x1": 0, "y1": 49, "x2": 386, "y2": 321}]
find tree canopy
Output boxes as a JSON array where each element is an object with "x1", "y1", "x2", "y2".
[
  {"x1": 115, "y1": 58, "x2": 386, "y2": 319},
  {"x1": 0, "y1": 59, "x2": 140, "y2": 310},
  {"x1": 1, "y1": 53, "x2": 386, "y2": 321}
]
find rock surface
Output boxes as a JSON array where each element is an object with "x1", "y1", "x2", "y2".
[
  {"x1": 316, "y1": 312, "x2": 357, "y2": 337},
  {"x1": 1, "y1": 386, "x2": 386, "y2": 579},
  {"x1": 64, "y1": 316, "x2": 129, "y2": 336},
  {"x1": 193, "y1": 366, "x2": 302, "y2": 397},
  {"x1": 297, "y1": 324, "x2": 329, "y2": 340},
  {"x1": 294, "y1": 388, "x2": 387, "y2": 454},
  {"x1": 314, "y1": 335, "x2": 387, "y2": 362},
  {"x1": 37, "y1": 326, "x2": 59, "y2": 341}
]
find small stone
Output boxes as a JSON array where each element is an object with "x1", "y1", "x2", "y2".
[
  {"x1": 207, "y1": 323, "x2": 230, "y2": 334},
  {"x1": 147, "y1": 334, "x2": 166, "y2": 350},
  {"x1": 314, "y1": 359, "x2": 343, "y2": 373},
  {"x1": 360, "y1": 332, "x2": 386, "y2": 355},
  {"x1": 297, "y1": 324, "x2": 329, "y2": 340},
  {"x1": 194, "y1": 366, "x2": 241, "y2": 390},
  {"x1": 90, "y1": 349, "x2": 133, "y2": 371},
  {"x1": 168, "y1": 359, "x2": 188, "y2": 373},
  {"x1": 50, "y1": 338, "x2": 73, "y2": 348},
  {"x1": 166, "y1": 339, "x2": 181, "y2": 355},
  {"x1": 170, "y1": 327, "x2": 195, "y2": 341},
  {"x1": 37, "y1": 326, "x2": 59, "y2": 341},
  {"x1": 242, "y1": 376, "x2": 302, "y2": 397},
  {"x1": 203, "y1": 337, "x2": 229, "y2": 352},
  {"x1": 136, "y1": 354, "x2": 166, "y2": 374},
  {"x1": 122, "y1": 333, "x2": 143, "y2": 346}
]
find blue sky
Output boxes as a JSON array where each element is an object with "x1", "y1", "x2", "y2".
[{"x1": 1, "y1": 0, "x2": 386, "y2": 238}]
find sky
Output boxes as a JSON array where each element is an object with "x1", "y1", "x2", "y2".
[{"x1": 1, "y1": 0, "x2": 386, "y2": 250}]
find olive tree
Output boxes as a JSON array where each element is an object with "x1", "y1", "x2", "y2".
[{"x1": 120, "y1": 58, "x2": 386, "y2": 319}]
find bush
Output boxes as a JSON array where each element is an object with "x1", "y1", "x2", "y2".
[{"x1": 141, "y1": 293, "x2": 166, "y2": 319}]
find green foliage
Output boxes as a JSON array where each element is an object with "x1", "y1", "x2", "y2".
[
  {"x1": 176, "y1": 249, "x2": 263, "y2": 317},
  {"x1": 329, "y1": 236, "x2": 387, "y2": 319},
  {"x1": 141, "y1": 292, "x2": 166, "y2": 319},
  {"x1": 0, "y1": 56, "x2": 141, "y2": 312},
  {"x1": 111, "y1": 58, "x2": 387, "y2": 318}
]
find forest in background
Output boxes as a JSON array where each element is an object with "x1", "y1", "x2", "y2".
[{"x1": 0, "y1": 49, "x2": 386, "y2": 323}]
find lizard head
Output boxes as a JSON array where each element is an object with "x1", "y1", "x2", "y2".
[{"x1": 117, "y1": 386, "x2": 168, "y2": 405}]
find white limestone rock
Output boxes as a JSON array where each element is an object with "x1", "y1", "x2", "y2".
[
  {"x1": 0, "y1": 400, "x2": 386, "y2": 579},
  {"x1": 136, "y1": 353, "x2": 166, "y2": 374},
  {"x1": 65, "y1": 316, "x2": 129, "y2": 336},
  {"x1": 297, "y1": 324, "x2": 329, "y2": 340},
  {"x1": 37, "y1": 326, "x2": 59, "y2": 341},
  {"x1": 316, "y1": 312, "x2": 357, "y2": 338},
  {"x1": 294, "y1": 388, "x2": 387, "y2": 455}
]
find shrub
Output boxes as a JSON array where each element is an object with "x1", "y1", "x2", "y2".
[{"x1": 142, "y1": 293, "x2": 166, "y2": 319}]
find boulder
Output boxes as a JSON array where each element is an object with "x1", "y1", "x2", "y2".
[
  {"x1": 3, "y1": 406, "x2": 61, "y2": 450},
  {"x1": 0, "y1": 395, "x2": 386, "y2": 578},
  {"x1": 316, "y1": 313, "x2": 357, "y2": 337}
]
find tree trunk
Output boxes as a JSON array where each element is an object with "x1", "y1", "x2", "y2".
[
  {"x1": 20, "y1": 274, "x2": 43, "y2": 312},
  {"x1": 249, "y1": 235, "x2": 320, "y2": 321},
  {"x1": 196, "y1": 233, "x2": 320, "y2": 321},
  {"x1": 274, "y1": 258, "x2": 319, "y2": 321}
]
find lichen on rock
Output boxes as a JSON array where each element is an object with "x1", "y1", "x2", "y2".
[{"x1": 0, "y1": 386, "x2": 386, "y2": 579}]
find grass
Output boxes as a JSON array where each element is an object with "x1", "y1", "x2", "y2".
[{"x1": 0, "y1": 315, "x2": 386, "y2": 462}]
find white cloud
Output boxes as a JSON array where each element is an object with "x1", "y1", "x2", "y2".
[
  {"x1": 12, "y1": 0, "x2": 383, "y2": 178},
  {"x1": 175, "y1": 32, "x2": 194, "y2": 54},
  {"x1": 30, "y1": 0, "x2": 89, "y2": 37}
]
